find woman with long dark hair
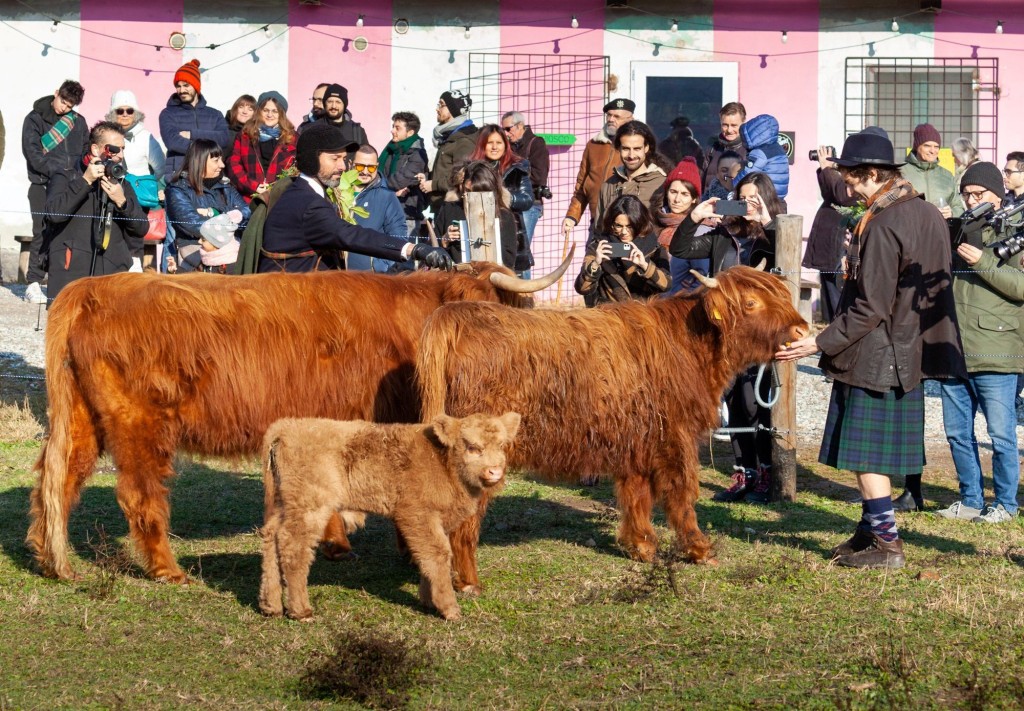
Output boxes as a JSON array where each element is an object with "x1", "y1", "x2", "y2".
[
  {"x1": 469, "y1": 124, "x2": 534, "y2": 273},
  {"x1": 433, "y1": 160, "x2": 519, "y2": 269},
  {"x1": 574, "y1": 194, "x2": 669, "y2": 304},
  {"x1": 670, "y1": 171, "x2": 786, "y2": 503},
  {"x1": 166, "y1": 138, "x2": 250, "y2": 272},
  {"x1": 227, "y1": 92, "x2": 296, "y2": 202}
]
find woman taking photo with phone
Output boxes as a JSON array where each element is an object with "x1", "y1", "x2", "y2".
[
  {"x1": 669, "y1": 171, "x2": 785, "y2": 504},
  {"x1": 574, "y1": 194, "x2": 669, "y2": 305}
]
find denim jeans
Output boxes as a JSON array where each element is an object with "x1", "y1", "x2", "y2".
[
  {"x1": 518, "y1": 201, "x2": 543, "y2": 279},
  {"x1": 939, "y1": 374, "x2": 1020, "y2": 514},
  {"x1": 669, "y1": 256, "x2": 711, "y2": 295}
]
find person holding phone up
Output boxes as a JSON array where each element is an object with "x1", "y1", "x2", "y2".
[
  {"x1": 574, "y1": 194, "x2": 669, "y2": 305},
  {"x1": 669, "y1": 171, "x2": 785, "y2": 503}
]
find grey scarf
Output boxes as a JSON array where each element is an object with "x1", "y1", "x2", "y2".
[{"x1": 432, "y1": 116, "x2": 470, "y2": 148}]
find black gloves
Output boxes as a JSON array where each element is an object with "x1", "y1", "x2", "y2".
[{"x1": 411, "y1": 243, "x2": 453, "y2": 271}]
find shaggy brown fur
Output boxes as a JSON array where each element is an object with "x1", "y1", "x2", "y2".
[
  {"x1": 259, "y1": 413, "x2": 520, "y2": 621},
  {"x1": 416, "y1": 266, "x2": 808, "y2": 590},
  {"x1": 27, "y1": 265, "x2": 543, "y2": 583}
]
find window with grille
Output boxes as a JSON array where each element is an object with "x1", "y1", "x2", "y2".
[{"x1": 844, "y1": 57, "x2": 999, "y2": 161}]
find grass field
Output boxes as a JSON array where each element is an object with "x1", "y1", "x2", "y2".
[{"x1": 2, "y1": 371, "x2": 1024, "y2": 709}]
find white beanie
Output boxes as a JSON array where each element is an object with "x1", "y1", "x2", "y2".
[{"x1": 110, "y1": 89, "x2": 140, "y2": 111}]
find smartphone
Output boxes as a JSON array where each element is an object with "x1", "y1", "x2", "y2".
[
  {"x1": 714, "y1": 200, "x2": 748, "y2": 216},
  {"x1": 608, "y1": 242, "x2": 633, "y2": 259}
]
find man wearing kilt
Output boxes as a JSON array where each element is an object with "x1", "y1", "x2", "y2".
[{"x1": 777, "y1": 128, "x2": 966, "y2": 569}]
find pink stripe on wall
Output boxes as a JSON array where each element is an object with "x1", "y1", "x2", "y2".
[
  {"x1": 79, "y1": 0, "x2": 186, "y2": 129},
  {"x1": 288, "y1": 0, "x2": 393, "y2": 150},
  {"x1": 713, "y1": 0, "x2": 819, "y2": 224}
]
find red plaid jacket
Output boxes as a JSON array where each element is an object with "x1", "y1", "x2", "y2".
[{"x1": 228, "y1": 132, "x2": 296, "y2": 202}]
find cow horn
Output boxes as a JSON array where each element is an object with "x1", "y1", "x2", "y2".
[
  {"x1": 690, "y1": 270, "x2": 720, "y2": 289},
  {"x1": 454, "y1": 263, "x2": 476, "y2": 273},
  {"x1": 489, "y1": 244, "x2": 576, "y2": 293},
  {"x1": 753, "y1": 259, "x2": 767, "y2": 272}
]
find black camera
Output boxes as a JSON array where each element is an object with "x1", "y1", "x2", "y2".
[
  {"x1": 993, "y1": 229, "x2": 1024, "y2": 263},
  {"x1": 808, "y1": 146, "x2": 837, "y2": 162},
  {"x1": 103, "y1": 159, "x2": 127, "y2": 180},
  {"x1": 535, "y1": 185, "x2": 552, "y2": 200}
]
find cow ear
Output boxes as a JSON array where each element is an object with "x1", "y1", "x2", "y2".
[
  {"x1": 429, "y1": 414, "x2": 459, "y2": 446},
  {"x1": 500, "y1": 412, "x2": 521, "y2": 440},
  {"x1": 702, "y1": 287, "x2": 733, "y2": 332}
]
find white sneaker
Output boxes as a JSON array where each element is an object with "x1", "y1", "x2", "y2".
[
  {"x1": 972, "y1": 504, "x2": 1015, "y2": 524},
  {"x1": 24, "y1": 282, "x2": 47, "y2": 304},
  {"x1": 934, "y1": 501, "x2": 983, "y2": 520}
]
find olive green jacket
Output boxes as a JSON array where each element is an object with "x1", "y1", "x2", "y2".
[
  {"x1": 953, "y1": 222, "x2": 1024, "y2": 373},
  {"x1": 901, "y1": 152, "x2": 964, "y2": 216}
]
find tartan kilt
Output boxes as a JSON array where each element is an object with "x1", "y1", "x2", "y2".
[{"x1": 818, "y1": 382, "x2": 925, "y2": 477}]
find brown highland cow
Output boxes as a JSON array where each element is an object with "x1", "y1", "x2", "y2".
[
  {"x1": 416, "y1": 266, "x2": 808, "y2": 591},
  {"x1": 259, "y1": 413, "x2": 521, "y2": 621}
]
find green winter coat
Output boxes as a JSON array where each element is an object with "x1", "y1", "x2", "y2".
[
  {"x1": 234, "y1": 176, "x2": 294, "y2": 275},
  {"x1": 901, "y1": 152, "x2": 964, "y2": 216},
  {"x1": 953, "y1": 222, "x2": 1024, "y2": 373}
]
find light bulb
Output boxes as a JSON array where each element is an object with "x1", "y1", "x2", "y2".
[
  {"x1": 759, "y1": 54, "x2": 768, "y2": 69},
  {"x1": 356, "y1": 14, "x2": 364, "y2": 28},
  {"x1": 448, "y1": 50, "x2": 456, "y2": 64},
  {"x1": 781, "y1": 30, "x2": 788, "y2": 44},
  {"x1": 671, "y1": 19, "x2": 678, "y2": 32},
  {"x1": 263, "y1": 25, "x2": 271, "y2": 38},
  {"x1": 464, "y1": 25, "x2": 471, "y2": 39},
  {"x1": 571, "y1": 15, "x2": 579, "y2": 29},
  {"x1": 50, "y1": 20, "x2": 58, "y2": 32},
  {"x1": 891, "y1": 18, "x2": 899, "y2": 32},
  {"x1": 996, "y1": 21, "x2": 1004, "y2": 34}
]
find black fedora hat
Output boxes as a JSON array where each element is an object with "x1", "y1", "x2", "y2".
[{"x1": 834, "y1": 130, "x2": 904, "y2": 168}]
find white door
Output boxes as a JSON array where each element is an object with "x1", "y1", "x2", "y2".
[{"x1": 631, "y1": 62, "x2": 739, "y2": 151}]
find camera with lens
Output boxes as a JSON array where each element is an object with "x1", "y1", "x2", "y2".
[
  {"x1": 993, "y1": 228, "x2": 1024, "y2": 263},
  {"x1": 808, "y1": 146, "x2": 837, "y2": 162},
  {"x1": 103, "y1": 159, "x2": 127, "y2": 180},
  {"x1": 535, "y1": 185, "x2": 552, "y2": 200}
]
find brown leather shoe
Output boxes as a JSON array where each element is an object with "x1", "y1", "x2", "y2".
[
  {"x1": 834, "y1": 534, "x2": 905, "y2": 569},
  {"x1": 829, "y1": 527, "x2": 874, "y2": 559}
]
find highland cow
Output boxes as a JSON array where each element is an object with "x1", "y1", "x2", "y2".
[
  {"x1": 259, "y1": 413, "x2": 521, "y2": 621},
  {"x1": 28, "y1": 257, "x2": 569, "y2": 583},
  {"x1": 416, "y1": 266, "x2": 808, "y2": 591}
]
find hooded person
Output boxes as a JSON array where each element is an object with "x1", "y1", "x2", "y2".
[
  {"x1": 776, "y1": 128, "x2": 966, "y2": 569},
  {"x1": 258, "y1": 122, "x2": 450, "y2": 273},
  {"x1": 734, "y1": 114, "x2": 790, "y2": 200},
  {"x1": 158, "y1": 59, "x2": 232, "y2": 182}
]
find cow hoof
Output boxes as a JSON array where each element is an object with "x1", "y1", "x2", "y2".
[
  {"x1": 287, "y1": 609, "x2": 314, "y2": 622},
  {"x1": 627, "y1": 546, "x2": 657, "y2": 564},
  {"x1": 154, "y1": 571, "x2": 189, "y2": 584},
  {"x1": 319, "y1": 542, "x2": 357, "y2": 562},
  {"x1": 457, "y1": 584, "x2": 482, "y2": 597},
  {"x1": 260, "y1": 607, "x2": 284, "y2": 618},
  {"x1": 440, "y1": 608, "x2": 462, "y2": 622}
]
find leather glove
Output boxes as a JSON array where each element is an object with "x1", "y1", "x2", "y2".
[{"x1": 411, "y1": 243, "x2": 453, "y2": 271}]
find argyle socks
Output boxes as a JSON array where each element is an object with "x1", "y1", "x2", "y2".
[{"x1": 863, "y1": 496, "x2": 899, "y2": 543}]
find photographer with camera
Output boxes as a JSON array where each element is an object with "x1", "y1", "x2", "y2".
[
  {"x1": 42, "y1": 121, "x2": 147, "y2": 302},
  {"x1": 574, "y1": 194, "x2": 668, "y2": 305},
  {"x1": 935, "y1": 161, "x2": 1024, "y2": 524}
]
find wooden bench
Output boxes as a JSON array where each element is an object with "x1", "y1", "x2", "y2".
[{"x1": 15, "y1": 234, "x2": 33, "y2": 284}]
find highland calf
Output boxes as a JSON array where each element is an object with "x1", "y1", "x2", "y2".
[
  {"x1": 416, "y1": 266, "x2": 808, "y2": 591},
  {"x1": 259, "y1": 413, "x2": 521, "y2": 621}
]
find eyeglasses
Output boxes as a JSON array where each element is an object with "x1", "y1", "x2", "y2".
[
  {"x1": 961, "y1": 189, "x2": 988, "y2": 201},
  {"x1": 262, "y1": 107, "x2": 280, "y2": 115},
  {"x1": 115, "y1": 108, "x2": 135, "y2": 116},
  {"x1": 353, "y1": 163, "x2": 378, "y2": 173},
  {"x1": 103, "y1": 144, "x2": 123, "y2": 155},
  {"x1": 1003, "y1": 168, "x2": 1023, "y2": 177}
]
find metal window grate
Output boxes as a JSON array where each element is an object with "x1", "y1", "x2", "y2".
[
  {"x1": 844, "y1": 57, "x2": 999, "y2": 162},
  {"x1": 451, "y1": 53, "x2": 610, "y2": 303}
]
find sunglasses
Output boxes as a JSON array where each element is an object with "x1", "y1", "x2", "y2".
[
  {"x1": 103, "y1": 144, "x2": 123, "y2": 155},
  {"x1": 115, "y1": 108, "x2": 135, "y2": 116},
  {"x1": 501, "y1": 125, "x2": 516, "y2": 132},
  {"x1": 1003, "y1": 168, "x2": 1024, "y2": 177},
  {"x1": 353, "y1": 163, "x2": 378, "y2": 173}
]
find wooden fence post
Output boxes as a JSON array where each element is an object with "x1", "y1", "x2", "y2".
[{"x1": 772, "y1": 213, "x2": 803, "y2": 503}]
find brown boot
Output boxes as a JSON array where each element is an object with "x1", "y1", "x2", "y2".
[
  {"x1": 834, "y1": 534, "x2": 905, "y2": 569},
  {"x1": 829, "y1": 527, "x2": 873, "y2": 559}
]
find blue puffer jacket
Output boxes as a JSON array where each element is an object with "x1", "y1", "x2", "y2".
[
  {"x1": 735, "y1": 114, "x2": 790, "y2": 199},
  {"x1": 165, "y1": 175, "x2": 251, "y2": 244},
  {"x1": 159, "y1": 93, "x2": 232, "y2": 182},
  {"x1": 349, "y1": 175, "x2": 410, "y2": 273}
]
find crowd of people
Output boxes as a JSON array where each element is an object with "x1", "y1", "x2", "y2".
[{"x1": 18, "y1": 59, "x2": 1024, "y2": 571}]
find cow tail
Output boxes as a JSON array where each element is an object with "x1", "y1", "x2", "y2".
[
  {"x1": 416, "y1": 318, "x2": 452, "y2": 421},
  {"x1": 27, "y1": 291, "x2": 86, "y2": 579}
]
